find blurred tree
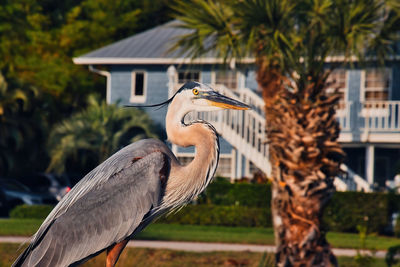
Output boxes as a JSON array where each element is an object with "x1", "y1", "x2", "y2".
[
  {"x1": 0, "y1": 0, "x2": 173, "y2": 108},
  {"x1": 0, "y1": 73, "x2": 47, "y2": 176},
  {"x1": 172, "y1": 0, "x2": 400, "y2": 265},
  {"x1": 0, "y1": 0, "x2": 172, "y2": 177},
  {"x1": 60, "y1": 0, "x2": 173, "y2": 56},
  {"x1": 47, "y1": 95, "x2": 159, "y2": 177}
]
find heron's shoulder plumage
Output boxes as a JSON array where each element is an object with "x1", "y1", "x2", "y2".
[
  {"x1": 12, "y1": 141, "x2": 172, "y2": 267},
  {"x1": 41, "y1": 139, "x2": 174, "y2": 222}
]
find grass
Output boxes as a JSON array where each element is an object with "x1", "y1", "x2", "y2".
[
  {"x1": 1, "y1": 219, "x2": 400, "y2": 251},
  {"x1": 327, "y1": 231, "x2": 400, "y2": 251},
  {"x1": 136, "y1": 224, "x2": 276, "y2": 245},
  {"x1": 0, "y1": 219, "x2": 42, "y2": 236},
  {"x1": 0, "y1": 243, "x2": 392, "y2": 267}
]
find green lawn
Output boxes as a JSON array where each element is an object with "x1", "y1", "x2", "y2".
[
  {"x1": 0, "y1": 243, "x2": 391, "y2": 267},
  {"x1": 0, "y1": 219, "x2": 42, "y2": 236},
  {"x1": 1, "y1": 219, "x2": 400, "y2": 251},
  {"x1": 136, "y1": 224, "x2": 276, "y2": 245}
]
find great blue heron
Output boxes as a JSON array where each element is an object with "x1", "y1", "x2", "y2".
[{"x1": 12, "y1": 82, "x2": 249, "y2": 267}]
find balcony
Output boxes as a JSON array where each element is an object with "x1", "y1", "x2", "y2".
[{"x1": 337, "y1": 101, "x2": 400, "y2": 143}]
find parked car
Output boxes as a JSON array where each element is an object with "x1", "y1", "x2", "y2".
[
  {"x1": 0, "y1": 179, "x2": 58, "y2": 215},
  {"x1": 19, "y1": 173, "x2": 71, "y2": 201}
]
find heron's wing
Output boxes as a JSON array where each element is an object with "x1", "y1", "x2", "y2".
[
  {"x1": 25, "y1": 139, "x2": 173, "y2": 248},
  {"x1": 42, "y1": 139, "x2": 174, "y2": 227},
  {"x1": 13, "y1": 149, "x2": 170, "y2": 267}
]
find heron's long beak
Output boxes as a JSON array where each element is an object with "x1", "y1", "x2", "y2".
[{"x1": 201, "y1": 91, "x2": 250, "y2": 110}]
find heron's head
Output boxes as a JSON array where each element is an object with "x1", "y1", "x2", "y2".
[{"x1": 172, "y1": 82, "x2": 250, "y2": 112}]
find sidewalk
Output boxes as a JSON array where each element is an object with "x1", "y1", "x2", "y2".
[{"x1": 0, "y1": 236, "x2": 386, "y2": 258}]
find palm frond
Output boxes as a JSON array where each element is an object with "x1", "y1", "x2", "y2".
[{"x1": 47, "y1": 96, "x2": 160, "y2": 174}]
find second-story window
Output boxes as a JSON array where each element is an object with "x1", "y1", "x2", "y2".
[
  {"x1": 326, "y1": 69, "x2": 347, "y2": 101},
  {"x1": 215, "y1": 70, "x2": 238, "y2": 90},
  {"x1": 364, "y1": 68, "x2": 391, "y2": 101},
  {"x1": 178, "y1": 71, "x2": 200, "y2": 84},
  {"x1": 130, "y1": 71, "x2": 146, "y2": 103}
]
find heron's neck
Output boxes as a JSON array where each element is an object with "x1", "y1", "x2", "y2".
[{"x1": 164, "y1": 104, "x2": 219, "y2": 206}]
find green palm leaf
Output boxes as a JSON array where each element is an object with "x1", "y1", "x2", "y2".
[{"x1": 47, "y1": 95, "x2": 160, "y2": 175}]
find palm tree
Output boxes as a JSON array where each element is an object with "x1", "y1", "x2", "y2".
[
  {"x1": 172, "y1": 0, "x2": 399, "y2": 265},
  {"x1": 47, "y1": 95, "x2": 159, "y2": 176}
]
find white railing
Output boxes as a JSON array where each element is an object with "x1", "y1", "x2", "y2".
[
  {"x1": 167, "y1": 69, "x2": 373, "y2": 190},
  {"x1": 336, "y1": 101, "x2": 352, "y2": 131},
  {"x1": 189, "y1": 86, "x2": 374, "y2": 191},
  {"x1": 336, "y1": 164, "x2": 372, "y2": 192},
  {"x1": 362, "y1": 101, "x2": 400, "y2": 131},
  {"x1": 336, "y1": 101, "x2": 400, "y2": 132}
]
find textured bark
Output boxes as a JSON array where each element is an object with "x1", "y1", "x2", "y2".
[{"x1": 257, "y1": 61, "x2": 345, "y2": 266}]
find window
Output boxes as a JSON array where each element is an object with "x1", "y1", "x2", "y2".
[
  {"x1": 363, "y1": 69, "x2": 391, "y2": 101},
  {"x1": 178, "y1": 71, "x2": 200, "y2": 84},
  {"x1": 215, "y1": 70, "x2": 238, "y2": 89},
  {"x1": 130, "y1": 71, "x2": 146, "y2": 103},
  {"x1": 216, "y1": 157, "x2": 231, "y2": 176},
  {"x1": 326, "y1": 69, "x2": 347, "y2": 101}
]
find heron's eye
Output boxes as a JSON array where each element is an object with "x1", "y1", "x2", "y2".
[{"x1": 192, "y1": 89, "x2": 199, "y2": 95}]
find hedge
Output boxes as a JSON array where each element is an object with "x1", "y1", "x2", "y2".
[
  {"x1": 7, "y1": 180, "x2": 400, "y2": 235},
  {"x1": 10, "y1": 205, "x2": 54, "y2": 219},
  {"x1": 323, "y1": 192, "x2": 390, "y2": 233},
  {"x1": 9, "y1": 203, "x2": 271, "y2": 228},
  {"x1": 202, "y1": 180, "x2": 399, "y2": 234},
  {"x1": 198, "y1": 178, "x2": 271, "y2": 208},
  {"x1": 159, "y1": 204, "x2": 272, "y2": 227},
  {"x1": 385, "y1": 245, "x2": 400, "y2": 267}
]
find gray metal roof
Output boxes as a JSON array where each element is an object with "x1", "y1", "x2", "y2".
[
  {"x1": 85, "y1": 21, "x2": 186, "y2": 58},
  {"x1": 74, "y1": 19, "x2": 400, "y2": 65},
  {"x1": 73, "y1": 20, "x2": 228, "y2": 64}
]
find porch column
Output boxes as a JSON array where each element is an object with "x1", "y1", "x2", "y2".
[
  {"x1": 230, "y1": 149, "x2": 236, "y2": 182},
  {"x1": 167, "y1": 65, "x2": 177, "y2": 98},
  {"x1": 236, "y1": 151, "x2": 243, "y2": 179},
  {"x1": 244, "y1": 158, "x2": 251, "y2": 178},
  {"x1": 365, "y1": 145, "x2": 375, "y2": 185}
]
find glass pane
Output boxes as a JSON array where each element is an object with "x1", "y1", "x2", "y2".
[
  {"x1": 215, "y1": 70, "x2": 237, "y2": 89},
  {"x1": 365, "y1": 90, "x2": 388, "y2": 101},
  {"x1": 216, "y1": 158, "x2": 231, "y2": 175},
  {"x1": 365, "y1": 69, "x2": 390, "y2": 89},
  {"x1": 135, "y1": 73, "x2": 144, "y2": 96}
]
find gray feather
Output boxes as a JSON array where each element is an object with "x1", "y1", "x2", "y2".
[{"x1": 13, "y1": 139, "x2": 173, "y2": 267}]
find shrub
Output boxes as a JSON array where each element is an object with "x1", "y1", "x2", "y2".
[
  {"x1": 388, "y1": 193, "x2": 400, "y2": 214},
  {"x1": 10, "y1": 205, "x2": 54, "y2": 219},
  {"x1": 204, "y1": 181, "x2": 396, "y2": 233},
  {"x1": 202, "y1": 181, "x2": 397, "y2": 233},
  {"x1": 159, "y1": 205, "x2": 272, "y2": 227},
  {"x1": 200, "y1": 180, "x2": 271, "y2": 208},
  {"x1": 385, "y1": 245, "x2": 400, "y2": 267},
  {"x1": 7, "y1": 181, "x2": 397, "y2": 234},
  {"x1": 323, "y1": 192, "x2": 390, "y2": 234}
]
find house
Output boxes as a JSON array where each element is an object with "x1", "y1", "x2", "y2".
[{"x1": 73, "y1": 21, "x2": 400, "y2": 191}]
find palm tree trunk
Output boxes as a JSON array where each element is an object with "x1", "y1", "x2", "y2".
[{"x1": 257, "y1": 61, "x2": 344, "y2": 266}]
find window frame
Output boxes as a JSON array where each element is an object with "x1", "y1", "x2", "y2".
[
  {"x1": 130, "y1": 70, "x2": 147, "y2": 103},
  {"x1": 360, "y1": 68, "x2": 392, "y2": 102},
  {"x1": 211, "y1": 70, "x2": 241, "y2": 90},
  {"x1": 325, "y1": 69, "x2": 348, "y2": 103}
]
